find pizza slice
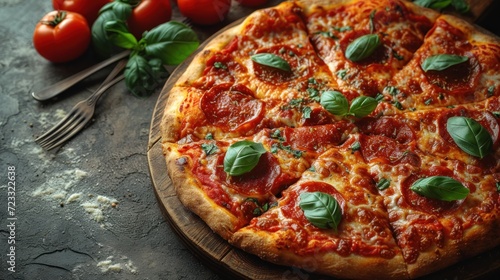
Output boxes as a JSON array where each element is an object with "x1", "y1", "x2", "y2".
[
  {"x1": 382, "y1": 15, "x2": 500, "y2": 111},
  {"x1": 163, "y1": 123, "x2": 355, "y2": 239},
  {"x1": 368, "y1": 151, "x2": 500, "y2": 278},
  {"x1": 231, "y1": 136, "x2": 409, "y2": 280},
  {"x1": 300, "y1": 0, "x2": 438, "y2": 98}
]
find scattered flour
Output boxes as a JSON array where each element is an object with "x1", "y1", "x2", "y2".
[
  {"x1": 97, "y1": 256, "x2": 137, "y2": 274},
  {"x1": 81, "y1": 195, "x2": 119, "y2": 223},
  {"x1": 32, "y1": 169, "x2": 88, "y2": 202}
]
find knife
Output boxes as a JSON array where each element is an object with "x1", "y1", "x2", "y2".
[{"x1": 31, "y1": 50, "x2": 131, "y2": 101}]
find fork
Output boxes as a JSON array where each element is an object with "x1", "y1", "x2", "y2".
[{"x1": 35, "y1": 59, "x2": 128, "y2": 150}]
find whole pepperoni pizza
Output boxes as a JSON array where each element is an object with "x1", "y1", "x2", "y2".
[{"x1": 160, "y1": 0, "x2": 500, "y2": 278}]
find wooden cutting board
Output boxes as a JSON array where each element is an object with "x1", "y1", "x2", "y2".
[{"x1": 147, "y1": 2, "x2": 499, "y2": 279}]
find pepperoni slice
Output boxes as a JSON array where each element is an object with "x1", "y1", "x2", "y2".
[
  {"x1": 401, "y1": 167, "x2": 464, "y2": 215},
  {"x1": 214, "y1": 152, "x2": 286, "y2": 196},
  {"x1": 281, "y1": 181, "x2": 346, "y2": 225},
  {"x1": 282, "y1": 123, "x2": 354, "y2": 152},
  {"x1": 340, "y1": 30, "x2": 390, "y2": 65},
  {"x1": 252, "y1": 45, "x2": 313, "y2": 84},
  {"x1": 200, "y1": 83, "x2": 264, "y2": 133},
  {"x1": 356, "y1": 117, "x2": 417, "y2": 144},
  {"x1": 438, "y1": 107, "x2": 500, "y2": 148},
  {"x1": 359, "y1": 134, "x2": 421, "y2": 166},
  {"x1": 423, "y1": 55, "x2": 480, "y2": 94}
]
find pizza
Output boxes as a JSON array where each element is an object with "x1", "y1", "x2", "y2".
[{"x1": 160, "y1": 0, "x2": 500, "y2": 279}]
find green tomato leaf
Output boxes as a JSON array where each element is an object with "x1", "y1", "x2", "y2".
[
  {"x1": 320, "y1": 91, "x2": 349, "y2": 116},
  {"x1": 124, "y1": 55, "x2": 166, "y2": 97},
  {"x1": 410, "y1": 176, "x2": 469, "y2": 201},
  {"x1": 421, "y1": 54, "x2": 468, "y2": 72},
  {"x1": 143, "y1": 21, "x2": 200, "y2": 65},
  {"x1": 349, "y1": 96, "x2": 378, "y2": 118},
  {"x1": 299, "y1": 192, "x2": 342, "y2": 230},
  {"x1": 345, "y1": 34, "x2": 381, "y2": 62},
  {"x1": 251, "y1": 53, "x2": 292, "y2": 72},
  {"x1": 223, "y1": 140, "x2": 267, "y2": 176},
  {"x1": 104, "y1": 20, "x2": 137, "y2": 49},
  {"x1": 446, "y1": 116, "x2": 493, "y2": 158}
]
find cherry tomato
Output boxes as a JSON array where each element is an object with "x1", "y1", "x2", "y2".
[
  {"x1": 127, "y1": 0, "x2": 172, "y2": 39},
  {"x1": 33, "y1": 11, "x2": 91, "y2": 63},
  {"x1": 52, "y1": 0, "x2": 111, "y2": 25},
  {"x1": 178, "y1": 0, "x2": 231, "y2": 25},
  {"x1": 236, "y1": 0, "x2": 269, "y2": 7}
]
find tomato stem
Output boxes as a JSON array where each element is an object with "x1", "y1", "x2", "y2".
[{"x1": 41, "y1": 11, "x2": 67, "y2": 27}]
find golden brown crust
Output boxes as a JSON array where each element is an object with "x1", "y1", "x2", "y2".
[
  {"x1": 231, "y1": 228, "x2": 409, "y2": 280},
  {"x1": 163, "y1": 142, "x2": 238, "y2": 240}
]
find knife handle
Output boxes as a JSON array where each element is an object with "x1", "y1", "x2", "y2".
[{"x1": 31, "y1": 50, "x2": 130, "y2": 101}]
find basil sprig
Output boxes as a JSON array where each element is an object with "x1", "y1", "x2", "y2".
[
  {"x1": 299, "y1": 191, "x2": 342, "y2": 231},
  {"x1": 410, "y1": 176, "x2": 469, "y2": 201},
  {"x1": 421, "y1": 54, "x2": 468, "y2": 72},
  {"x1": 223, "y1": 140, "x2": 267, "y2": 176},
  {"x1": 251, "y1": 53, "x2": 292, "y2": 72},
  {"x1": 413, "y1": 0, "x2": 469, "y2": 13},
  {"x1": 320, "y1": 91, "x2": 377, "y2": 118},
  {"x1": 345, "y1": 34, "x2": 381, "y2": 62},
  {"x1": 446, "y1": 116, "x2": 493, "y2": 158}
]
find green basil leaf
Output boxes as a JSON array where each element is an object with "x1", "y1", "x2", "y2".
[
  {"x1": 446, "y1": 116, "x2": 493, "y2": 158},
  {"x1": 124, "y1": 55, "x2": 166, "y2": 97},
  {"x1": 104, "y1": 20, "x2": 138, "y2": 49},
  {"x1": 251, "y1": 53, "x2": 292, "y2": 72},
  {"x1": 414, "y1": 0, "x2": 451, "y2": 9},
  {"x1": 143, "y1": 21, "x2": 200, "y2": 65},
  {"x1": 299, "y1": 191, "x2": 342, "y2": 230},
  {"x1": 421, "y1": 54, "x2": 468, "y2": 72},
  {"x1": 349, "y1": 96, "x2": 378, "y2": 118},
  {"x1": 451, "y1": 0, "x2": 469, "y2": 13},
  {"x1": 410, "y1": 176, "x2": 469, "y2": 201},
  {"x1": 320, "y1": 91, "x2": 349, "y2": 116},
  {"x1": 345, "y1": 34, "x2": 381, "y2": 62},
  {"x1": 223, "y1": 140, "x2": 267, "y2": 176},
  {"x1": 91, "y1": 9, "x2": 121, "y2": 58},
  {"x1": 376, "y1": 178, "x2": 391, "y2": 190}
]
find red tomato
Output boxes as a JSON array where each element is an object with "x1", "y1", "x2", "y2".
[
  {"x1": 178, "y1": 0, "x2": 232, "y2": 25},
  {"x1": 236, "y1": 0, "x2": 268, "y2": 7},
  {"x1": 52, "y1": 0, "x2": 111, "y2": 25},
  {"x1": 33, "y1": 11, "x2": 91, "y2": 63},
  {"x1": 127, "y1": 0, "x2": 172, "y2": 39}
]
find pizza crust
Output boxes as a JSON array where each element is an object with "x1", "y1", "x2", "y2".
[
  {"x1": 231, "y1": 228, "x2": 409, "y2": 280},
  {"x1": 163, "y1": 143, "x2": 238, "y2": 240}
]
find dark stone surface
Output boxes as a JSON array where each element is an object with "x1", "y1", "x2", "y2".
[{"x1": 0, "y1": 1, "x2": 499, "y2": 280}]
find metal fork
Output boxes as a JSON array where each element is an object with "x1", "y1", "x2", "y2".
[{"x1": 35, "y1": 59, "x2": 128, "y2": 150}]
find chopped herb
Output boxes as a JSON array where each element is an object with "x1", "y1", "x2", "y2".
[
  {"x1": 497, "y1": 182, "x2": 500, "y2": 192},
  {"x1": 351, "y1": 141, "x2": 361, "y2": 153},
  {"x1": 493, "y1": 112, "x2": 500, "y2": 118},
  {"x1": 375, "y1": 93, "x2": 385, "y2": 102},
  {"x1": 205, "y1": 133, "x2": 214, "y2": 140},
  {"x1": 333, "y1": 26, "x2": 352, "y2": 32},
  {"x1": 488, "y1": 85, "x2": 495, "y2": 96},
  {"x1": 393, "y1": 101, "x2": 404, "y2": 110},
  {"x1": 273, "y1": 143, "x2": 303, "y2": 158},
  {"x1": 214, "y1": 61, "x2": 227, "y2": 69},
  {"x1": 425, "y1": 98, "x2": 433, "y2": 105},
  {"x1": 302, "y1": 106, "x2": 312, "y2": 119},
  {"x1": 369, "y1": 10, "x2": 377, "y2": 33},
  {"x1": 201, "y1": 143, "x2": 218, "y2": 156},
  {"x1": 409, "y1": 107, "x2": 417, "y2": 112},
  {"x1": 376, "y1": 178, "x2": 391, "y2": 190},
  {"x1": 337, "y1": 69, "x2": 347, "y2": 80},
  {"x1": 307, "y1": 88, "x2": 320, "y2": 101},
  {"x1": 392, "y1": 50, "x2": 404, "y2": 60},
  {"x1": 270, "y1": 129, "x2": 284, "y2": 141},
  {"x1": 384, "y1": 86, "x2": 399, "y2": 96},
  {"x1": 315, "y1": 31, "x2": 338, "y2": 39},
  {"x1": 308, "y1": 77, "x2": 318, "y2": 85},
  {"x1": 308, "y1": 165, "x2": 316, "y2": 172}
]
